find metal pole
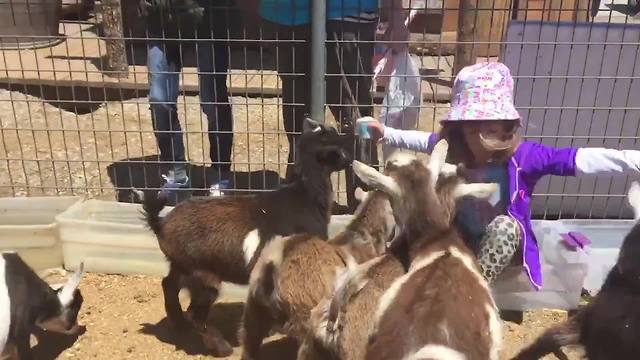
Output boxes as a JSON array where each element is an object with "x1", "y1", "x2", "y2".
[{"x1": 310, "y1": 0, "x2": 326, "y2": 122}]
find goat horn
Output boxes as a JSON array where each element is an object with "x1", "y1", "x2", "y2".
[
  {"x1": 428, "y1": 139, "x2": 449, "y2": 186},
  {"x1": 58, "y1": 263, "x2": 85, "y2": 307},
  {"x1": 352, "y1": 161, "x2": 402, "y2": 199},
  {"x1": 304, "y1": 118, "x2": 323, "y2": 133}
]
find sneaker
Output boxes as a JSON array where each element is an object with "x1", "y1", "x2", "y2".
[
  {"x1": 209, "y1": 179, "x2": 230, "y2": 197},
  {"x1": 159, "y1": 170, "x2": 191, "y2": 204}
]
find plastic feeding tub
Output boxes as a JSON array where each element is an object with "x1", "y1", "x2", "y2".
[
  {"x1": 55, "y1": 199, "x2": 174, "y2": 277},
  {"x1": 491, "y1": 220, "x2": 593, "y2": 311},
  {"x1": 545, "y1": 219, "x2": 634, "y2": 295},
  {"x1": 0, "y1": 196, "x2": 81, "y2": 270}
]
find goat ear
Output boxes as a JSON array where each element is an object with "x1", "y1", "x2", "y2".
[
  {"x1": 354, "y1": 187, "x2": 369, "y2": 202},
  {"x1": 352, "y1": 161, "x2": 402, "y2": 199},
  {"x1": 453, "y1": 183, "x2": 498, "y2": 200},
  {"x1": 427, "y1": 139, "x2": 449, "y2": 186},
  {"x1": 58, "y1": 263, "x2": 85, "y2": 307},
  {"x1": 628, "y1": 181, "x2": 640, "y2": 221}
]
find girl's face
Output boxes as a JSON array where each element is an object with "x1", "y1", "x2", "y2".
[{"x1": 461, "y1": 120, "x2": 517, "y2": 164}]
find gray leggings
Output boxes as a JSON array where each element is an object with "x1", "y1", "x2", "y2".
[{"x1": 477, "y1": 215, "x2": 522, "y2": 283}]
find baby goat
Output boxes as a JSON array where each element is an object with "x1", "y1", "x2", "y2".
[
  {"x1": 0, "y1": 253, "x2": 84, "y2": 360},
  {"x1": 309, "y1": 142, "x2": 501, "y2": 360},
  {"x1": 512, "y1": 181, "x2": 640, "y2": 360},
  {"x1": 239, "y1": 188, "x2": 395, "y2": 360},
  {"x1": 142, "y1": 119, "x2": 352, "y2": 356}
]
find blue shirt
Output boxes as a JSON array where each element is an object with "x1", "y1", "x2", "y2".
[
  {"x1": 260, "y1": 0, "x2": 379, "y2": 25},
  {"x1": 454, "y1": 163, "x2": 510, "y2": 252}
]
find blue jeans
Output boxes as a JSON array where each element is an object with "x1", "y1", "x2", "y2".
[{"x1": 148, "y1": 40, "x2": 233, "y2": 173}]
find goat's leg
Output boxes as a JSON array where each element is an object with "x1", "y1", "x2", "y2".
[
  {"x1": 239, "y1": 295, "x2": 274, "y2": 360},
  {"x1": 511, "y1": 320, "x2": 578, "y2": 360},
  {"x1": 162, "y1": 264, "x2": 189, "y2": 329},
  {"x1": 187, "y1": 271, "x2": 233, "y2": 357},
  {"x1": 14, "y1": 331, "x2": 32, "y2": 360}
]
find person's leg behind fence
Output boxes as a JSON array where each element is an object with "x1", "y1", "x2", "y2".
[
  {"x1": 196, "y1": 6, "x2": 233, "y2": 191},
  {"x1": 148, "y1": 42, "x2": 190, "y2": 202}
]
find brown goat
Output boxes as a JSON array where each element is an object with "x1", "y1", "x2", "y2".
[
  {"x1": 308, "y1": 142, "x2": 502, "y2": 360},
  {"x1": 239, "y1": 188, "x2": 395, "y2": 360},
  {"x1": 141, "y1": 119, "x2": 352, "y2": 357},
  {"x1": 512, "y1": 181, "x2": 640, "y2": 360}
]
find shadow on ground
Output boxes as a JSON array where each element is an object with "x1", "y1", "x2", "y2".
[
  {"x1": 106, "y1": 154, "x2": 352, "y2": 214},
  {"x1": 106, "y1": 154, "x2": 284, "y2": 203},
  {"x1": 29, "y1": 326, "x2": 87, "y2": 360},
  {"x1": 139, "y1": 302, "x2": 297, "y2": 358}
]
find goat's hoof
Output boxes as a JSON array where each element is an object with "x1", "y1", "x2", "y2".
[{"x1": 202, "y1": 333, "x2": 233, "y2": 357}]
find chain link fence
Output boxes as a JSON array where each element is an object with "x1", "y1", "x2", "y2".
[{"x1": 1, "y1": 0, "x2": 639, "y2": 217}]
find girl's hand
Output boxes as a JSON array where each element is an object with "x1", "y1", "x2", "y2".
[{"x1": 367, "y1": 121, "x2": 385, "y2": 142}]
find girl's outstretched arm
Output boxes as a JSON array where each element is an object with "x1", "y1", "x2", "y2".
[
  {"x1": 575, "y1": 148, "x2": 640, "y2": 175},
  {"x1": 380, "y1": 126, "x2": 434, "y2": 153},
  {"x1": 522, "y1": 142, "x2": 640, "y2": 182}
]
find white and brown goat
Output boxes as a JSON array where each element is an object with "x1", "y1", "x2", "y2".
[
  {"x1": 512, "y1": 181, "x2": 640, "y2": 360},
  {"x1": 308, "y1": 141, "x2": 502, "y2": 360},
  {"x1": 141, "y1": 119, "x2": 352, "y2": 357},
  {"x1": 239, "y1": 188, "x2": 395, "y2": 360}
]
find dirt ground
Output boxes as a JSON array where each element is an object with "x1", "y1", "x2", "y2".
[{"x1": 15, "y1": 272, "x2": 582, "y2": 360}]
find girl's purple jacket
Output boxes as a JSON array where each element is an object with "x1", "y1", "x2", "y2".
[
  {"x1": 382, "y1": 127, "x2": 640, "y2": 290},
  {"x1": 426, "y1": 134, "x2": 577, "y2": 289}
]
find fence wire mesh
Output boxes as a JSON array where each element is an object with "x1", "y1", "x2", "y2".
[{"x1": 0, "y1": 0, "x2": 639, "y2": 218}]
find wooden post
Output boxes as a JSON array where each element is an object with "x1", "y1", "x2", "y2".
[
  {"x1": 102, "y1": 0, "x2": 128, "y2": 78},
  {"x1": 454, "y1": 0, "x2": 479, "y2": 75}
]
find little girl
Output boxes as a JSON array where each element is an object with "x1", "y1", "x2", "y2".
[{"x1": 364, "y1": 62, "x2": 640, "y2": 290}]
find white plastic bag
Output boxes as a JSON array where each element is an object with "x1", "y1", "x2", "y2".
[{"x1": 374, "y1": 48, "x2": 422, "y2": 160}]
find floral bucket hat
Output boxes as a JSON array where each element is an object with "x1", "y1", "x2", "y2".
[{"x1": 444, "y1": 62, "x2": 521, "y2": 123}]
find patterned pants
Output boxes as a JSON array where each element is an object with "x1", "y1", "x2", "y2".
[{"x1": 477, "y1": 215, "x2": 522, "y2": 283}]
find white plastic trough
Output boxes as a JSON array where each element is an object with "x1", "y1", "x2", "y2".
[
  {"x1": 0, "y1": 196, "x2": 81, "y2": 270},
  {"x1": 55, "y1": 199, "x2": 247, "y2": 299},
  {"x1": 55, "y1": 199, "x2": 174, "y2": 276},
  {"x1": 50, "y1": 199, "x2": 628, "y2": 309},
  {"x1": 491, "y1": 220, "x2": 591, "y2": 311}
]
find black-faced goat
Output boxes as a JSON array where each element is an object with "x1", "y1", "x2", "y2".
[
  {"x1": 141, "y1": 119, "x2": 352, "y2": 356},
  {"x1": 308, "y1": 142, "x2": 502, "y2": 360},
  {"x1": 0, "y1": 253, "x2": 84, "y2": 360},
  {"x1": 512, "y1": 181, "x2": 640, "y2": 360}
]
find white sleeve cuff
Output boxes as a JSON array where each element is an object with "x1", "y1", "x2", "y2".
[{"x1": 575, "y1": 148, "x2": 640, "y2": 175}]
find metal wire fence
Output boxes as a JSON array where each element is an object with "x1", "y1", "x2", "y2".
[{"x1": 0, "y1": 0, "x2": 639, "y2": 218}]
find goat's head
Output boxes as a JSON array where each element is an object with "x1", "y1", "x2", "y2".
[
  {"x1": 352, "y1": 140, "x2": 498, "y2": 234},
  {"x1": 332, "y1": 188, "x2": 395, "y2": 262},
  {"x1": 36, "y1": 263, "x2": 85, "y2": 335},
  {"x1": 619, "y1": 181, "x2": 640, "y2": 277},
  {"x1": 296, "y1": 118, "x2": 353, "y2": 173}
]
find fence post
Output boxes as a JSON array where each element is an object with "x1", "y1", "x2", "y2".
[
  {"x1": 102, "y1": 0, "x2": 129, "y2": 78},
  {"x1": 310, "y1": 0, "x2": 326, "y2": 123},
  {"x1": 454, "y1": 0, "x2": 479, "y2": 75}
]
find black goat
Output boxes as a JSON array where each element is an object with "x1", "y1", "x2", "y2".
[
  {"x1": 141, "y1": 118, "x2": 353, "y2": 357},
  {"x1": 512, "y1": 181, "x2": 640, "y2": 360},
  {"x1": 0, "y1": 253, "x2": 84, "y2": 360}
]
